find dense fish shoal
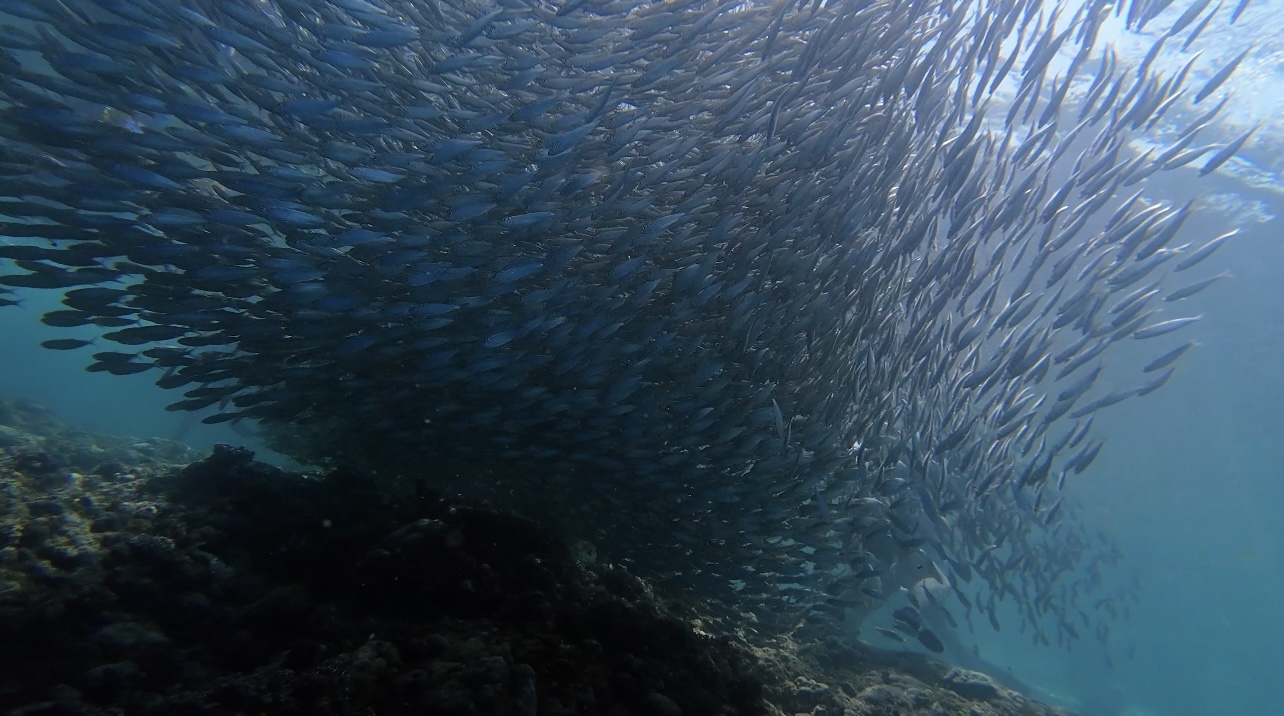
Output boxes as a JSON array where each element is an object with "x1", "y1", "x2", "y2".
[{"x1": 0, "y1": 0, "x2": 1249, "y2": 653}]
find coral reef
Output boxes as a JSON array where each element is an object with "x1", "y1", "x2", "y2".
[{"x1": 0, "y1": 399, "x2": 1072, "y2": 716}]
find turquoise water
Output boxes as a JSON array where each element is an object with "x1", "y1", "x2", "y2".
[
  {"x1": 0, "y1": 288, "x2": 270, "y2": 457},
  {"x1": 969, "y1": 172, "x2": 1284, "y2": 714}
]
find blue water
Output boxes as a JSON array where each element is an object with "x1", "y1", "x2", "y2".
[
  {"x1": 964, "y1": 176, "x2": 1284, "y2": 714},
  {"x1": 0, "y1": 287, "x2": 275, "y2": 459}
]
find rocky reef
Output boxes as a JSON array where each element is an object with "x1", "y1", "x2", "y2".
[{"x1": 0, "y1": 398, "x2": 1072, "y2": 716}]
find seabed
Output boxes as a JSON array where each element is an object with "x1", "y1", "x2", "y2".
[{"x1": 1, "y1": 398, "x2": 1073, "y2": 716}]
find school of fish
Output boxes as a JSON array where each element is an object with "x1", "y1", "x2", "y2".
[{"x1": 0, "y1": 0, "x2": 1253, "y2": 654}]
